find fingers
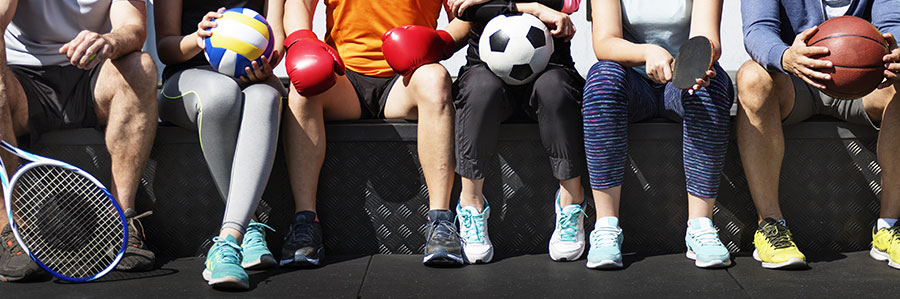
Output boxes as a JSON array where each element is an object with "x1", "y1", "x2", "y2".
[
  {"x1": 797, "y1": 70, "x2": 826, "y2": 89},
  {"x1": 79, "y1": 40, "x2": 104, "y2": 66},
  {"x1": 796, "y1": 26, "x2": 819, "y2": 44},
  {"x1": 884, "y1": 33, "x2": 898, "y2": 50},
  {"x1": 706, "y1": 69, "x2": 717, "y2": 79},
  {"x1": 458, "y1": 1, "x2": 474, "y2": 16},
  {"x1": 449, "y1": 0, "x2": 461, "y2": 17},
  {"x1": 797, "y1": 46, "x2": 829, "y2": 57},
  {"x1": 662, "y1": 63, "x2": 673, "y2": 82},
  {"x1": 65, "y1": 31, "x2": 89, "y2": 58}
]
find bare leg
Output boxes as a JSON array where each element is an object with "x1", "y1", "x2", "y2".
[
  {"x1": 592, "y1": 186, "x2": 621, "y2": 218},
  {"x1": 459, "y1": 177, "x2": 484, "y2": 210},
  {"x1": 863, "y1": 86, "x2": 900, "y2": 219},
  {"x1": 559, "y1": 177, "x2": 584, "y2": 206},
  {"x1": 735, "y1": 61, "x2": 796, "y2": 223},
  {"x1": 687, "y1": 195, "x2": 715, "y2": 219},
  {"x1": 0, "y1": 42, "x2": 29, "y2": 229},
  {"x1": 384, "y1": 64, "x2": 455, "y2": 210},
  {"x1": 282, "y1": 76, "x2": 360, "y2": 214},
  {"x1": 92, "y1": 52, "x2": 158, "y2": 211}
]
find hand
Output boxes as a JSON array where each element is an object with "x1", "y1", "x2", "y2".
[
  {"x1": 59, "y1": 30, "x2": 113, "y2": 70},
  {"x1": 879, "y1": 33, "x2": 900, "y2": 89},
  {"x1": 196, "y1": 8, "x2": 226, "y2": 49},
  {"x1": 447, "y1": 0, "x2": 490, "y2": 17},
  {"x1": 688, "y1": 69, "x2": 717, "y2": 95},
  {"x1": 644, "y1": 44, "x2": 674, "y2": 84},
  {"x1": 781, "y1": 26, "x2": 833, "y2": 89},
  {"x1": 531, "y1": 5, "x2": 576, "y2": 42},
  {"x1": 240, "y1": 52, "x2": 278, "y2": 83}
]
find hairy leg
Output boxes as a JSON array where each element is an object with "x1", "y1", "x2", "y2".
[{"x1": 863, "y1": 86, "x2": 900, "y2": 219}]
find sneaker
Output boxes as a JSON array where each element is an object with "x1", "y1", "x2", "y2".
[
  {"x1": 0, "y1": 224, "x2": 45, "y2": 282},
  {"x1": 423, "y1": 209, "x2": 464, "y2": 266},
  {"x1": 870, "y1": 224, "x2": 900, "y2": 269},
  {"x1": 549, "y1": 190, "x2": 585, "y2": 261},
  {"x1": 752, "y1": 218, "x2": 807, "y2": 269},
  {"x1": 116, "y1": 209, "x2": 156, "y2": 271},
  {"x1": 280, "y1": 211, "x2": 324, "y2": 267},
  {"x1": 456, "y1": 198, "x2": 493, "y2": 264},
  {"x1": 241, "y1": 221, "x2": 276, "y2": 269},
  {"x1": 586, "y1": 216, "x2": 623, "y2": 269},
  {"x1": 684, "y1": 217, "x2": 731, "y2": 268},
  {"x1": 203, "y1": 235, "x2": 249, "y2": 289}
]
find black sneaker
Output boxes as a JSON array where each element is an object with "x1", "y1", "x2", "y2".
[
  {"x1": 280, "y1": 211, "x2": 324, "y2": 267},
  {"x1": 423, "y1": 209, "x2": 463, "y2": 266},
  {"x1": 0, "y1": 224, "x2": 46, "y2": 281},
  {"x1": 115, "y1": 209, "x2": 156, "y2": 271}
]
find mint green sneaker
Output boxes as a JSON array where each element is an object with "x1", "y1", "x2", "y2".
[
  {"x1": 203, "y1": 235, "x2": 249, "y2": 289},
  {"x1": 586, "y1": 216, "x2": 623, "y2": 269},
  {"x1": 241, "y1": 221, "x2": 276, "y2": 269},
  {"x1": 685, "y1": 217, "x2": 731, "y2": 268}
]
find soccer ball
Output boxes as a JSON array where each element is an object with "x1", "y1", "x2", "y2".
[
  {"x1": 479, "y1": 14, "x2": 553, "y2": 85},
  {"x1": 204, "y1": 8, "x2": 274, "y2": 77}
]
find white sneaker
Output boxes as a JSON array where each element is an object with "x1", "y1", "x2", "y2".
[
  {"x1": 549, "y1": 189, "x2": 586, "y2": 261},
  {"x1": 456, "y1": 197, "x2": 493, "y2": 264}
]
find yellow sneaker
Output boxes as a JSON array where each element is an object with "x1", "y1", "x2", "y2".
[
  {"x1": 870, "y1": 225, "x2": 900, "y2": 269},
  {"x1": 752, "y1": 218, "x2": 807, "y2": 269}
]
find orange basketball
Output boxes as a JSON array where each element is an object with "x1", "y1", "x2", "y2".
[{"x1": 807, "y1": 16, "x2": 889, "y2": 99}]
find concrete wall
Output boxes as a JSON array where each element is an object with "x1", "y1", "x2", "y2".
[{"x1": 147, "y1": 0, "x2": 751, "y2": 78}]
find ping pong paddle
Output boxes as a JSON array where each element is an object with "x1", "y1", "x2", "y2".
[{"x1": 672, "y1": 36, "x2": 715, "y2": 90}]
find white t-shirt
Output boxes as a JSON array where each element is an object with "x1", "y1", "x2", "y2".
[
  {"x1": 620, "y1": 0, "x2": 693, "y2": 76},
  {"x1": 4, "y1": 0, "x2": 138, "y2": 66},
  {"x1": 823, "y1": 0, "x2": 852, "y2": 19}
]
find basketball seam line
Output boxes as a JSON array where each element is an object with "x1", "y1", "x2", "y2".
[{"x1": 808, "y1": 34, "x2": 888, "y2": 48}]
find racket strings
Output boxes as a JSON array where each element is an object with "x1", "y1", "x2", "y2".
[{"x1": 11, "y1": 165, "x2": 124, "y2": 279}]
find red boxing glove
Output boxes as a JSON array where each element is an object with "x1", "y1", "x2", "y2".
[
  {"x1": 283, "y1": 29, "x2": 346, "y2": 97},
  {"x1": 381, "y1": 25, "x2": 455, "y2": 76}
]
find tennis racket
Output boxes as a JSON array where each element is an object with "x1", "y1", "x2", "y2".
[{"x1": 0, "y1": 141, "x2": 127, "y2": 282}]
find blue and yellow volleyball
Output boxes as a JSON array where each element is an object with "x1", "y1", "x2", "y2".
[{"x1": 204, "y1": 8, "x2": 274, "y2": 77}]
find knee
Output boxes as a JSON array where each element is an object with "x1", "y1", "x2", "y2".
[
  {"x1": 117, "y1": 52, "x2": 158, "y2": 84},
  {"x1": 200, "y1": 80, "x2": 243, "y2": 121},
  {"x1": 411, "y1": 64, "x2": 452, "y2": 108},
  {"x1": 533, "y1": 70, "x2": 580, "y2": 114},
  {"x1": 584, "y1": 61, "x2": 627, "y2": 105},
  {"x1": 736, "y1": 60, "x2": 776, "y2": 113},
  {"x1": 243, "y1": 84, "x2": 283, "y2": 111},
  {"x1": 456, "y1": 68, "x2": 505, "y2": 110}
]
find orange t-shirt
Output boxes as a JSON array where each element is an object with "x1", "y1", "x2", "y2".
[{"x1": 324, "y1": 0, "x2": 445, "y2": 77}]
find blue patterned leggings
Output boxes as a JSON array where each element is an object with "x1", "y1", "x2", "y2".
[{"x1": 582, "y1": 60, "x2": 734, "y2": 198}]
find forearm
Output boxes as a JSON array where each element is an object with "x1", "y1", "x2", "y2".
[
  {"x1": 690, "y1": 0, "x2": 723, "y2": 61},
  {"x1": 284, "y1": 0, "x2": 315, "y2": 34},
  {"x1": 592, "y1": 37, "x2": 652, "y2": 67},
  {"x1": 444, "y1": 18, "x2": 470, "y2": 50},
  {"x1": 104, "y1": 24, "x2": 146, "y2": 59},
  {"x1": 266, "y1": 0, "x2": 286, "y2": 61},
  {"x1": 156, "y1": 33, "x2": 202, "y2": 65}
]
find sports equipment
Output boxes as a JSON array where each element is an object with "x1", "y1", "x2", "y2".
[
  {"x1": 0, "y1": 141, "x2": 126, "y2": 282},
  {"x1": 203, "y1": 235, "x2": 248, "y2": 289},
  {"x1": 807, "y1": 16, "x2": 889, "y2": 99},
  {"x1": 203, "y1": 8, "x2": 274, "y2": 78},
  {"x1": 870, "y1": 225, "x2": 900, "y2": 269},
  {"x1": 672, "y1": 36, "x2": 715, "y2": 89},
  {"x1": 586, "y1": 217, "x2": 623, "y2": 269},
  {"x1": 456, "y1": 198, "x2": 493, "y2": 264},
  {"x1": 280, "y1": 211, "x2": 324, "y2": 267},
  {"x1": 241, "y1": 221, "x2": 276, "y2": 269},
  {"x1": 684, "y1": 217, "x2": 731, "y2": 268},
  {"x1": 752, "y1": 218, "x2": 807, "y2": 269},
  {"x1": 549, "y1": 190, "x2": 585, "y2": 262},
  {"x1": 479, "y1": 13, "x2": 553, "y2": 85},
  {"x1": 423, "y1": 209, "x2": 463, "y2": 266},
  {"x1": 283, "y1": 29, "x2": 346, "y2": 97},
  {"x1": 382, "y1": 25, "x2": 455, "y2": 76}
]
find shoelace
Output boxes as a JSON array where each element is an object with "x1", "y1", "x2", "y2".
[
  {"x1": 1, "y1": 230, "x2": 23, "y2": 255},
  {"x1": 459, "y1": 212, "x2": 486, "y2": 243},
  {"x1": 763, "y1": 223, "x2": 793, "y2": 249},
  {"x1": 558, "y1": 206, "x2": 585, "y2": 242},
  {"x1": 890, "y1": 225, "x2": 900, "y2": 244},
  {"x1": 689, "y1": 227, "x2": 722, "y2": 246},
  {"x1": 430, "y1": 220, "x2": 458, "y2": 242},
  {"x1": 590, "y1": 226, "x2": 620, "y2": 247},
  {"x1": 244, "y1": 222, "x2": 275, "y2": 248},
  {"x1": 210, "y1": 236, "x2": 242, "y2": 266},
  {"x1": 127, "y1": 211, "x2": 153, "y2": 247},
  {"x1": 289, "y1": 220, "x2": 316, "y2": 245}
]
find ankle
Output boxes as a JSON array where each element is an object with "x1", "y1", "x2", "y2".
[{"x1": 877, "y1": 218, "x2": 898, "y2": 230}]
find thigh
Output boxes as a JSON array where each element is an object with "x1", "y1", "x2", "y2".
[
  {"x1": 454, "y1": 64, "x2": 514, "y2": 118},
  {"x1": 383, "y1": 63, "x2": 452, "y2": 120},
  {"x1": 859, "y1": 86, "x2": 897, "y2": 126},
  {"x1": 622, "y1": 68, "x2": 661, "y2": 122},
  {"x1": 290, "y1": 73, "x2": 363, "y2": 121},
  {"x1": 159, "y1": 67, "x2": 241, "y2": 129}
]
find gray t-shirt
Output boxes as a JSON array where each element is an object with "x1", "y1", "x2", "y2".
[
  {"x1": 620, "y1": 0, "x2": 693, "y2": 77},
  {"x1": 4, "y1": 0, "x2": 139, "y2": 66},
  {"x1": 823, "y1": 0, "x2": 852, "y2": 19}
]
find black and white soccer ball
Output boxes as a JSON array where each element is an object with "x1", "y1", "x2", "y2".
[{"x1": 479, "y1": 13, "x2": 553, "y2": 85}]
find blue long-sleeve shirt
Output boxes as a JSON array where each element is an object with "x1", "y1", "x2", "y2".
[{"x1": 741, "y1": 0, "x2": 900, "y2": 73}]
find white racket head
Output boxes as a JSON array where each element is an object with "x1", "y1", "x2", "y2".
[{"x1": 0, "y1": 141, "x2": 127, "y2": 282}]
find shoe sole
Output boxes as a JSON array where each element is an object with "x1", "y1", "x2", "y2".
[
  {"x1": 685, "y1": 251, "x2": 731, "y2": 268},
  {"x1": 753, "y1": 249, "x2": 807, "y2": 269},
  {"x1": 463, "y1": 248, "x2": 494, "y2": 264},
  {"x1": 243, "y1": 255, "x2": 277, "y2": 270},
  {"x1": 279, "y1": 247, "x2": 324, "y2": 267},
  {"x1": 423, "y1": 249, "x2": 464, "y2": 266},
  {"x1": 202, "y1": 269, "x2": 249, "y2": 290},
  {"x1": 869, "y1": 247, "x2": 900, "y2": 269},
  {"x1": 586, "y1": 260, "x2": 623, "y2": 269},
  {"x1": 549, "y1": 242, "x2": 586, "y2": 262}
]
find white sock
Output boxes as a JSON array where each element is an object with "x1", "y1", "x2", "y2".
[{"x1": 877, "y1": 218, "x2": 898, "y2": 230}]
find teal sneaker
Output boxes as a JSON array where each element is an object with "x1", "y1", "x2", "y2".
[
  {"x1": 203, "y1": 235, "x2": 249, "y2": 289},
  {"x1": 549, "y1": 189, "x2": 586, "y2": 261},
  {"x1": 685, "y1": 217, "x2": 731, "y2": 268},
  {"x1": 457, "y1": 197, "x2": 493, "y2": 264},
  {"x1": 586, "y1": 216, "x2": 623, "y2": 269},
  {"x1": 241, "y1": 221, "x2": 276, "y2": 269}
]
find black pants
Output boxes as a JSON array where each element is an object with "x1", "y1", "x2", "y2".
[{"x1": 453, "y1": 64, "x2": 585, "y2": 180}]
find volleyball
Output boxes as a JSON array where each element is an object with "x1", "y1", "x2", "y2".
[{"x1": 204, "y1": 8, "x2": 274, "y2": 77}]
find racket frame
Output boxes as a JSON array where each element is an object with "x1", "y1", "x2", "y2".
[{"x1": 0, "y1": 141, "x2": 128, "y2": 282}]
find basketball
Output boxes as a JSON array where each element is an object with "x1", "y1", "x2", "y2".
[
  {"x1": 807, "y1": 16, "x2": 889, "y2": 99},
  {"x1": 204, "y1": 8, "x2": 274, "y2": 78}
]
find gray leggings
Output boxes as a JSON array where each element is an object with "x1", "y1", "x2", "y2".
[{"x1": 159, "y1": 67, "x2": 285, "y2": 234}]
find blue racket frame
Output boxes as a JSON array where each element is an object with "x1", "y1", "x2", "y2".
[{"x1": 0, "y1": 141, "x2": 128, "y2": 282}]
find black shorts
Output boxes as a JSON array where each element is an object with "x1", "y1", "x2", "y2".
[
  {"x1": 344, "y1": 69, "x2": 400, "y2": 119},
  {"x1": 9, "y1": 64, "x2": 101, "y2": 137}
]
